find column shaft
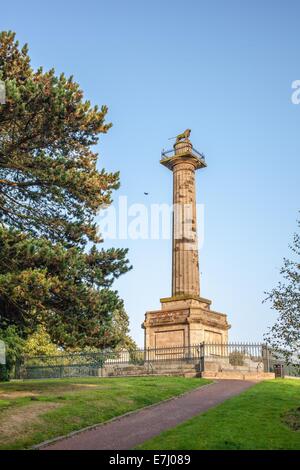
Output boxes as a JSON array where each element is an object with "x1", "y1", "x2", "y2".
[{"x1": 172, "y1": 160, "x2": 200, "y2": 297}]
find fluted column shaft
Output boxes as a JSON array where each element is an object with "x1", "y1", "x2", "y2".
[{"x1": 172, "y1": 157, "x2": 200, "y2": 297}]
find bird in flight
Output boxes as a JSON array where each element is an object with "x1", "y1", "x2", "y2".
[{"x1": 144, "y1": 192, "x2": 149, "y2": 195}]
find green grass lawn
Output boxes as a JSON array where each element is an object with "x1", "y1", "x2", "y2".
[
  {"x1": 137, "y1": 379, "x2": 300, "y2": 450},
  {"x1": 0, "y1": 376, "x2": 209, "y2": 450}
]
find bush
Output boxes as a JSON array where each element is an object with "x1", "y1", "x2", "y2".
[
  {"x1": 129, "y1": 350, "x2": 144, "y2": 365},
  {"x1": 229, "y1": 350, "x2": 245, "y2": 366}
]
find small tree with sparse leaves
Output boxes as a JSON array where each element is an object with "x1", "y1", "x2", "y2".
[{"x1": 264, "y1": 218, "x2": 300, "y2": 366}]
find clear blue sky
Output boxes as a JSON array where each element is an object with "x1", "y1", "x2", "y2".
[{"x1": 2, "y1": 0, "x2": 300, "y2": 346}]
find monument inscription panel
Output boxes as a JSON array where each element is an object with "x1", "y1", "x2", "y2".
[{"x1": 155, "y1": 329, "x2": 185, "y2": 349}]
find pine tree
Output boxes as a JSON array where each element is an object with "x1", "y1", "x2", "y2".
[{"x1": 0, "y1": 31, "x2": 118, "y2": 246}]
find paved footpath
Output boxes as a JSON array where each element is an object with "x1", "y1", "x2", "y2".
[{"x1": 41, "y1": 380, "x2": 254, "y2": 450}]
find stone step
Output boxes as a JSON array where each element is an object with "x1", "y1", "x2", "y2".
[
  {"x1": 101, "y1": 365, "x2": 200, "y2": 378},
  {"x1": 202, "y1": 371, "x2": 275, "y2": 381}
]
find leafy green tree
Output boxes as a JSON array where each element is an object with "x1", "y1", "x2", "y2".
[
  {"x1": 0, "y1": 227, "x2": 131, "y2": 349},
  {"x1": 264, "y1": 218, "x2": 300, "y2": 365},
  {"x1": 0, "y1": 31, "x2": 118, "y2": 246}
]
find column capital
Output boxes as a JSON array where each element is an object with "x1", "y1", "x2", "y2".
[{"x1": 160, "y1": 144, "x2": 207, "y2": 171}]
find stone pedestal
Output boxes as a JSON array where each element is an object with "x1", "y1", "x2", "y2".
[
  {"x1": 143, "y1": 136, "x2": 230, "y2": 349},
  {"x1": 143, "y1": 295, "x2": 229, "y2": 349}
]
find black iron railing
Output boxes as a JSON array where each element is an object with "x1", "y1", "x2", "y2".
[
  {"x1": 202, "y1": 342, "x2": 265, "y2": 359},
  {"x1": 161, "y1": 147, "x2": 206, "y2": 161},
  {"x1": 16, "y1": 342, "x2": 276, "y2": 379}
]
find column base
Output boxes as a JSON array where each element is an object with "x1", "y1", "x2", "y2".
[{"x1": 142, "y1": 295, "x2": 230, "y2": 349}]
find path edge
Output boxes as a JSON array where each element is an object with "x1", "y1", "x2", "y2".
[{"x1": 32, "y1": 380, "x2": 215, "y2": 450}]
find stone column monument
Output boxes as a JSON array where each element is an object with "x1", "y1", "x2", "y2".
[{"x1": 142, "y1": 130, "x2": 230, "y2": 350}]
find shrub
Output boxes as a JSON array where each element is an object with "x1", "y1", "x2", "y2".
[{"x1": 229, "y1": 350, "x2": 245, "y2": 366}]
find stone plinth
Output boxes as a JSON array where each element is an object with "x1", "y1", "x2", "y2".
[{"x1": 143, "y1": 295, "x2": 230, "y2": 349}]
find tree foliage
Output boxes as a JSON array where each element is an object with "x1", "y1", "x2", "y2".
[
  {"x1": 0, "y1": 31, "x2": 118, "y2": 246},
  {"x1": 0, "y1": 227, "x2": 131, "y2": 349},
  {"x1": 264, "y1": 218, "x2": 300, "y2": 365},
  {"x1": 0, "y1": 31, "x2": 134, "y2": 351}
]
